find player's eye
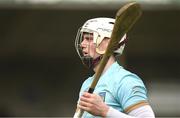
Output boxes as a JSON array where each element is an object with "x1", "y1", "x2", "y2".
[
  {"x1": 83, "y1": 34, "x2": 93, "y2": 41},
  {"x1": 86, "y1": 37, "x2": 93, "y2": 41}
]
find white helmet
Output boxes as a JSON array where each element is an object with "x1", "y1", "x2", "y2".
[{"x1": 75, "y1": 17, "x2": 127, "y2": 68}]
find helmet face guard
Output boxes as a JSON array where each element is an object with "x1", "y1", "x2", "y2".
[
  {"x1": 75, "y1": 28, "x2": 95, "y2": 68},
  {"x1": 75, "y1": 17, "x2": 127, "y2": 68},
  {"x1": 75, "y1": 27, "x2": 83, "y2": 62}
]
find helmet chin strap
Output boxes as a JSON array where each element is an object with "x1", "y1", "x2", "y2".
[
  {"x1": 92, "y1": 55, "x2": 103, "y2": 68},
  {"x1": 82, "y1": 55, "x2": 103, "y2": 69},
  {"x1": 82, "y1": 46, "x2": 107, "y2": 69},
  {"x1": 84, "y1": 47, "x2": 104, "y2": 69},
  {"x1": 90, "y1": 47, "x2": 106, "y2": 69}
]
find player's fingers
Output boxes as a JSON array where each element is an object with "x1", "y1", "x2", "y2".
[
  {"x1": 79, "y1": 100, "x2": 92, "y2": 108},
  {"x1": 80, "y1": 95, "x2": 93, "y2": 103},
  {"x1": 82, "y1": 92, "x2": 93, "y2": 98},
  {"x1": 78, "y1": 104, "x2": 91, "y2": 112}
]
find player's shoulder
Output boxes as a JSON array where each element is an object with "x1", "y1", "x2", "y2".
[
  {"x1": 113, "y1": 62, "x2": 144, "y2": 85},
  {"x1": 80, "y1": 76, "x2": 93, "y2": 90},
  {"x1": 112, "y1": 62, "x2": 136, "y2": 78}
]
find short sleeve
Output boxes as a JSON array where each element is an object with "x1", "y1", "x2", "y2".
[{"x1": 116, "y1": 74, "x2": 148, "y2": 111}]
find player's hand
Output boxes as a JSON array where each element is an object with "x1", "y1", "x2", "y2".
[{"x1": 78, "y1": 92, "x2": 109, "y2": 117}]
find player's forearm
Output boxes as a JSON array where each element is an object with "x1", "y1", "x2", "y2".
[{"x1": 106, "y1": 105, "x2": 155, "y2": 118}]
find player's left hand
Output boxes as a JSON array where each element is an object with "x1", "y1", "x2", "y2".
[{"x1": 78, "y1": 92, "x2": 109, "y2": 117}]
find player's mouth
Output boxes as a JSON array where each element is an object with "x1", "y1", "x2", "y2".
[{"x1": 83, "y1": 51, "x2": 89, "y2": 56}]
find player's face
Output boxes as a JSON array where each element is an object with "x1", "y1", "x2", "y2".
[{"x1": 80, "y1": 32, "x2": 99, "y2": 59}]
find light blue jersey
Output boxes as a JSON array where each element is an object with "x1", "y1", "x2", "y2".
[{"x1": 79, "y1": 62, "x2": 148, "y2": 118}]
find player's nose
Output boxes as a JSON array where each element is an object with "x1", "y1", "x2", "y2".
[{"x1": 80, "y1": 39, "x2": 87, "y2": 48}]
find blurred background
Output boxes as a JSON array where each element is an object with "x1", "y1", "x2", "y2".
[{"x1": 0, "y1": 0, "x2": 180, "y2": 117}]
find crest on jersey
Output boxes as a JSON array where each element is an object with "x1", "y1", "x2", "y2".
[{"x1": 99, "y1": 92, "x2": 106, "y2": 102}]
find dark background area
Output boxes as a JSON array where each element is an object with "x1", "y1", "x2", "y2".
[{"x1": 0, "y1": 6, "x2": 180, "y2": 117}]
